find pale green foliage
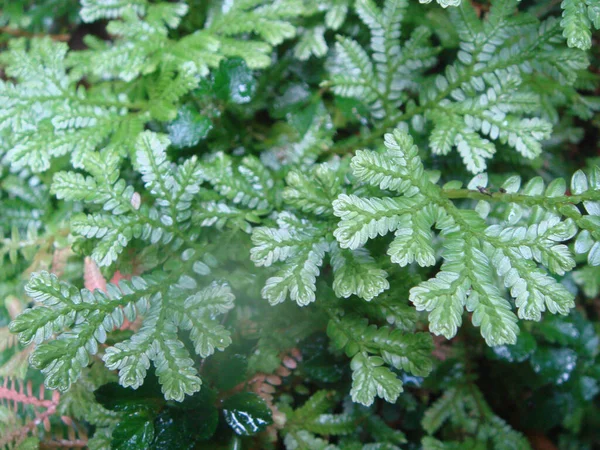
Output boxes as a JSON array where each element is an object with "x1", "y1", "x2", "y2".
[
  {"x1": 251, "y1": 163, "x2": 388, "y2": 306},
  {"x1": 0, "y1": 0, "x2": 310, "y2": 174},
  {"x1": 284, "y1": 430, "x2": 338, "y2": 450},
  {"x1": 327, "y1": 0, "x2": 590, "y2": 173},
  {"x1": 572, "y1": 167, "x2": 600, "y2": 266},
  {"x1": 9, "y1": 270, "x2": 234, "y2": 401},
  {"x1": 52, "y1": 132, "x2": 203, "y2": 266},
  {"x1": 3, "y1": 0, "x2": 599, "y2": 427},
  {"x1": 420, "y1": 1, "x2": 588, "y2": 173},
  {"x1": 560, "y1": 0, "x2": 600, "y2": 50},
  {"x1": 573, "y1": 266, "x2": 600, "y2": 298},
  {"x1": 292, "y1": 0, "x2": 351, "y2": 60},
  {"x1": 202, "y1": 0, "x2": 309, "y2": 69},
  {"x1": 327, "y1": 314, "x2": 433, "y2": 406},
  {"x1": 0, "y1": 35, "x2": 199, "y2": 173},
  {"x1": 282, "y1": 391, "x2": 408, "y2": 448},
  {"x1": 10, "y1": 271, "x2": 152, "y2": 392},
  {"x1": 68, "y1": 3, "x2": 192, "y2": 81},
  {"x1": 419, "y1": 0, "x2": 461, "y2": 7},
  {"x1": 333, "y1": 129, "x2": 599, "y2": 346},
  {"x1": 0, "y1": 38, "x2": 137, "y2": 173},
  {"x1": 199, "y1": 152, "x2": 275, "y2": 211},
  {"x1": 416, "y1": 0, "x2": 600, "y2": 50},
  {"x1": 80, "y1": 0, "x2": 147, "y2": 22},
  {"x1": 73, "y1": 0, "x2": 307, "y2": 80},
  {"x1": 12, "y1": 130, "x2": 246, "y2": 400},
  {"x1": 326, "y1": 0, "x2": 438, "y2": 120},
  {"x1": 285, "y1": 390, "x2": 354, "y2": 437}
]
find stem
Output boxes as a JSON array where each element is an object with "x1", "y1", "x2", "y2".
[
  {"x1": 0, "y1": 26, "x2": 70, "y2": 42},
  {"x1": 441, "y1": 188, "x2": 600, "y2": 206}
]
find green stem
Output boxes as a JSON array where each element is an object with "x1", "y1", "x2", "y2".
[{"x1": 441, "y1": 188, "x2": 600, "y2": 207}]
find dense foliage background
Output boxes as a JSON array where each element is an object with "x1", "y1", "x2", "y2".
[{"x1": 0, "y1": 0, "x2": 599, "y2": 448}]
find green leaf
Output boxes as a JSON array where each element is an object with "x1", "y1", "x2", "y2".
[
  {"x1": 330, "y1": 245, "x2": 389, "y2": 301},
  {"x1": 94, "y1": 374, "x2": 164, "y2": 412},
  {"x1": 222, "y1": 392, "x2": 273, "y2": 436},
  {"x1": 294, "y1": 26, "x2": 328, "y2": 60},
  {"x1": 167, "y1": 105, "x2": 212, "y2": 149},
  {"x1": 530, "y1": 347, "x2": 578, "y2": 385},
  {"x1": 561, "y1": 0, "x2": 594, "y2": 50},
  {"x1": 573, "y1": 266, "x2": 600, "y2": 298},
  {"x1": 571, "y1": 169, "x2": 589, "y2": 195},
  {"x1": 213, "y1": 58, "x2": 256, "y2": 104},
  {"x1": 111, "y1": 409, "x2": 155, "y2": 450},
  {"x1": 422, "y1": 388, "x2": 457, "y2": 434},
  {"x1": 284, "y1": 430, "x2": 338, "y2": 450},
  {"x1": 80, "y1": 0, "x2": 147, "y2": 22},
  {"x1": 151, "y1": 389, "x2": 218, "y2": 448},
  {"x1": 350, "y1": 353, "x2": 403, "y2": 406}
]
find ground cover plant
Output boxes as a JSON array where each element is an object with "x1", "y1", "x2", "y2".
[{"x1": 0, "y1": 0, "x2": 599, "y2": 448}]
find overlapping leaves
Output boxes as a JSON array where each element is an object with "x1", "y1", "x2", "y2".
[{"x1": 333, "y1": 128, "x2": 599, "y2": 346}]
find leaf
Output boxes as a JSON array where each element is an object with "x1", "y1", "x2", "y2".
[
  {"x1": 409, "y1": 271, "x2": 466, "y2": 341},
  {"x1": 571, "y1": 169, "x2": 589, "y2": 194},
  {"x1": 530, "y1": 347, "x2": 578, "y2": 385},
  {"x1": 330, "y1": 245, "x2": 389, "y2": 301},
  {"x1": 222, "y1": 392, "x2": 273, "y2": 436},
  {"x1": 111, "y1": 409, "x2": 155, "y2": 450},
  {"x1": 94, "y1": 374, "x2": 164, "y2": 412},
  {"x1": 561, "y1": 0, "x2": 594, "y2": 50},
  {"x1": 350, "y1": 353, "x2": 403, "y2": 406},
  {"x1": 213, "y1": 58, "x2": 256, "y2": 104},
  {"x1": 294, "y1": 26, "x2": 328, "y2": 60},
  {"x1": 284, "y1": 430, "x2": 338, "y2": 450},
  {"x1": 152, "y1": 389, "x2": 218, "y2": 448},
  {"x1": 80, "y1": 0, "x2": 147, "y2": 22},
  {"x1": 167, "y1": 104, "x2": 212, "y2": 149},
  {"x1": 422, "y1": 388, "x2": 457, "y2": 434}
]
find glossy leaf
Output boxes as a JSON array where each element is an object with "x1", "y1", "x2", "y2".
[{"x1": 222, "y1": 392, "x2": 273, "y2": 436}]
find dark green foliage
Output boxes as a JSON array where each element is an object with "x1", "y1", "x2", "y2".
[{"x1": 1, "y1": 0, "x2": 599, "y2": 449}]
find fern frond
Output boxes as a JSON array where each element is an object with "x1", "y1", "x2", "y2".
[
  {"x1": 326, "y1": 0, "x2": 438, "y2": 120},
  {"x1": 333, "y1": 129, "x2": 599, "y2": 345},
  {"x1": 0, "y1": 378, "x2": 61, "y2": 449},
  {"x1": 0, "y1": 38, "x2": 132, "y2": 173},
  {"x1": 11, "y1": 267, "x2": 234, "y2": 401},
  {"x1": 422, "y1": 383, "x2": 531, "y2": 450},
  {"x1": 327, "y1": 314, "x2": 433, "y2": 406}
]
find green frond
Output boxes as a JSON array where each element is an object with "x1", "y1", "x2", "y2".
[
  {"x1": 349, "y1": 353, "x2": 403, "y2": 406},
  {"x1": 326, "y1": 0, "x2": 438, "y2": 120},
  {"x1": 200, "y1": 152, "x2": 275, "y2": 210},
  {"x1": 12, "y1": 269, "x2": 234, "y2": 401},
  {"x1": 330, "y1": 245, "x2": 389, "y2": 301},
  {"x1": 560, "y1": 0, "x2": 600, "y2": 50},
  {"x1": 10, "y1": 271, "x2": 152, "y2": 391},
  {"x1": 334, "y1": 129, "x2": 600, "y2": 346},
  {"x1": 327, "y1": 314, "x2": 433, "y2": 406},
  {"x1": 80, "y1": 0, "x2": 148, "y2": 23},
  {"x1": 422, "y1": 383, "x2": 531, "y2": 450}
]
